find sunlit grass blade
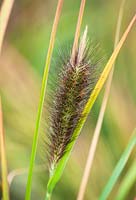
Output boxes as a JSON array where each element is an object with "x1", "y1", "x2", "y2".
[
  {"x1": 0, "y1": 0, "x2": 14, "y2": 54},
  {"x1": 81, "y1": 14, "x2": 136, "y2": 119},
  {"x1": 99, "y1": 129, "x2": 136, "y2": 200},
  {"x1": 0, "y1": 97, "x2": 10, "y2": 200},
  {"x1": 25, "y1": 0, "x2": 64, "y2": 199},
  {"x1": 116, "y1": 159, "x2": 136, "y2": 200},
  {"x1": 46, "y1": 14, "x2": 136, "y2": 200},
  {"x1": 77, "y1": 1, "x2": 126, "y2": 199}
]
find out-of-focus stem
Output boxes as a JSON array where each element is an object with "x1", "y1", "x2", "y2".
[
  {"x1": 0, "y1": 0, "x2": 14, "y2": 54},
  {"x1": 45, "y1": 192, "x2": 51, "y2": 200},
  {"x1": 0, "y1": 97, "x2": 10, "y2": 200},
  {"x1": 71, "y1": 0, "x2": 86, "y2": 64}
]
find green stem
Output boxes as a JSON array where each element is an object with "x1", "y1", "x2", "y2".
[
  {"x1": 99, "y1": 130, "x2": 136, "y2": 200},
  {"x1": 25, "y1": 0, "x2": 63, "y2": 199},
  {"x1": 0, "y1": 98, "x2": 10, "y2": 200},
  {"x1": 45, "y1": 192, "x2": 51, "y2": 200},
  {"x1": 116, "y1": 160, "x2": 136, "y2": 200}
]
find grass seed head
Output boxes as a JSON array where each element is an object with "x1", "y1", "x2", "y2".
[{"x1": 47, "y1": 28, "x2": 102, "y2": 168}]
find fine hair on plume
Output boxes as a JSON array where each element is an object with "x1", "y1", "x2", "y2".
[{"x1": 45, "y1": 26, "x2": 103, "y2": 172}]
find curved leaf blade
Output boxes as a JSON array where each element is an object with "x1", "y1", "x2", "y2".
[
  {"x1": 99, "y1": 129, "x2": 136, "y2": 200},
  {"x1": 116, "y1": 159, "x2": 136, "y2": 200}
]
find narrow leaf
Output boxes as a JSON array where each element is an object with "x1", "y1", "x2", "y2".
[
  {"x1": 25, "y1": 0, "x2": 64, "y2": 199},
  {"x1": 0, "y1": 97, "x2": 9, "y2": 200},
  {"x1": 116, "y1": 159, "x2": 136, "y2": 200},
  {"x1": 99, "y1": 129, "x2": 136, "y2": 200}
]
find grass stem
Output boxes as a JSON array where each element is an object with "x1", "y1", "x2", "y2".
[
  {"x1": 0, "y1": 97, "x2": 10, "y2": 200},
  {"x1": 99, "y1": 129, "x2": 136, "y2": 200},
  {"x1": 25, "y1": 0, "x2": 63, "y2": 199},
  {"x1": 45, "y1": 192, "x2": 51, "y2": 200},
  {"x1": 116, "y1": 159, "x2": 136, "y2": 200},
  {"x1": 71, "y1": 0, "x2": 86, "y2": 63},
  {"x1": 0, "y1": 0, "x2": 14, "y2": 54}
]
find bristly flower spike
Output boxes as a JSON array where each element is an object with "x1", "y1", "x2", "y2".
[{"x1": 47, "y1": 27, "x2": 101, "y2": 172}]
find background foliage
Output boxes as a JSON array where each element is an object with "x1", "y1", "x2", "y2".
[{"x1": 0, "y1": 0, "x2": 136, "y2": 199}]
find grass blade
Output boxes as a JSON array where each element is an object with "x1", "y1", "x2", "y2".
[
  {"x1": 46, "y1": 14, "x2": 136, "y2": 199},
  {"x1": 25, "y1": 0, "x2": 64, "y2": 199},
  {"x1": 99, "y1": 129, "x2": 136, "y2": 200},
  {"x1": 0, "y1": 0, "x2": 14, "y2": 54},
  {"x1": 116, "y1": 159, "x2": 136, "y2": 200},
  {"x1": 71, "y1": 0, "x2": 86, "y2": 62},
  {"x1": 77, "y1": 1, "x2": 126, "y2": 199},
  {"x1": 0, "y1": 97, "x2": 9, "y2": 200}
]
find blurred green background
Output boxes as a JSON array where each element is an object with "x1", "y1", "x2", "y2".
[{"x1": 0, "y1": 0, "x2": 136, "y2": 199}]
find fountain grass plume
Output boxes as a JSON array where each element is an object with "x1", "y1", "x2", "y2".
[{"x1": 47, "y1": 27, "x2": 101, "y2": 170}]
